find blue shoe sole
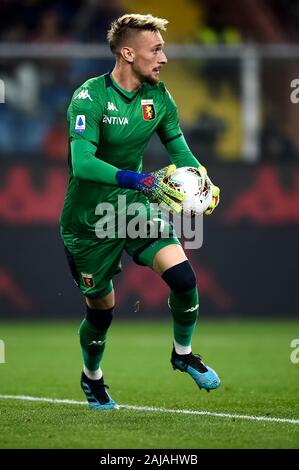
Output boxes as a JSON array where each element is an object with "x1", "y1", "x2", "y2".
[
  {"x1": 81, "y1": 380, "x2": 118, "y2": 410},
  {"x1": 172, "y1": 361, "x2": 221, "y2": 391},
  {"x1": 89, "y1": 402, "x2": 119, "y2": 410}
]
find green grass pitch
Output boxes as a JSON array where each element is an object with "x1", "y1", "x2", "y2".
[{"x1": 0, "y1": 320, "x2": 298, "y2": 449}]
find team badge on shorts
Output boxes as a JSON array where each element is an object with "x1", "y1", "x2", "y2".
[
  {"x1": 81, "y1": 273, "x2": 94, "y2": 288},
  {"x1": 141, "y1": 99, "x2": 156, "y2": 121}
]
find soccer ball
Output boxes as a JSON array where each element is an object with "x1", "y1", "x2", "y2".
[{"x1": 164, "y1": 166, "x2": 213, "y2": 216}]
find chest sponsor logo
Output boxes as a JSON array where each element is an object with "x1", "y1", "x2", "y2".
[
  {"x1": 102, "y1": 114, "x2": 128, "y2": 125},
  {"x1": 107, "y1": 101, "x2": 118, "y2": 111},
  {"x1": 75, "y1": 115, "x2": 85, "y2": 132},
  {"x1": 74, "y1": 89, "x2": 93, "y2": 101},
  {"x1": 141, "y1": 99, "x2": 156, "y2": 121}
]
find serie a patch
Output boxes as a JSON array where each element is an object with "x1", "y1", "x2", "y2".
[
  {"x1": 141, "y1": 99, "x2": 156, "y2": 121},
  {"x1": 75, "y1": 115, "x2": 86, "y2": 132},
  {"x1": 81, "y1": 273, "x2": 94, "y2": 288}
]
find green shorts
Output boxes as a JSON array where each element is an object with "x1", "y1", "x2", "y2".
[{"x1": 61, "y1": 206, "x2": 181, "y2": 299}]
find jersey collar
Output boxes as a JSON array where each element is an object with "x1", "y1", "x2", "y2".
[{"x1": 104, "y1": 73, "x2": 141, "y2": 103}]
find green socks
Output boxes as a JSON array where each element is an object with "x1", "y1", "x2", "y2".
[
  {"x1": 169, "y1": 287, "x2": 199, "y2": 346},
  {"x1": 79, "y1": 319, "x2": 107, "y2": 371}
]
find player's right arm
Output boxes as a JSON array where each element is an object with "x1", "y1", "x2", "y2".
[
  {"x1": 69, "y1": 83, "x2": 119, "y2": 185},
  {"x1": 69, "y1": 82, "x2": 183, "y2": 212}
]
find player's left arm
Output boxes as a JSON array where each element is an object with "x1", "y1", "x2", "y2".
[
  {"x1": 157, "y1": 89, "x2": 220, "y2": 215},
  {"x1": 166, "y1": 135, "x2": 220, "y2": 215}
]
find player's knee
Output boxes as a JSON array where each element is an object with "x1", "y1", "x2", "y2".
[
  {"x1": 86, "y1": 289, "x2": 115, "y2": 310},
  {"x1": 86, "y1": 305, "x2": 114, "y2": 331},
  {"x1": 162, "y1": 260, "x2": 197, "y2": 293}
]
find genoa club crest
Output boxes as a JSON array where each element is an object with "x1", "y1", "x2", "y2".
[
  {"x1": 141, "y1": 99, "x2": 156, "y2": 121},
  {"x1": 81, "y1": 273, "x2": 94, "y2": 288}
]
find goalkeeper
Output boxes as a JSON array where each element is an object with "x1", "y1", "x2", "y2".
[{"x1": 60, "y1": 13, "x2": 221, "y2": 410}]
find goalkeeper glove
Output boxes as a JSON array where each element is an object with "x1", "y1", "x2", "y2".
[
  {"x1": 115, "y1": 165, "x2": 185, "y2": 214},
  {"x1": 198, "y1": 165, "x2": 220, "y2": 215}
]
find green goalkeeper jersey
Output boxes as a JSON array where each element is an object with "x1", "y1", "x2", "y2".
[{"x1": 60, "y1": 73, "x2": 200, "y2": 237}]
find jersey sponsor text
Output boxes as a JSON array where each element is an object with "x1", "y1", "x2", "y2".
[{"x1": 102, "y1": 114, "x2": 128, "y2": 125}]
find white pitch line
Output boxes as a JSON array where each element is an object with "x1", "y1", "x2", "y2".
[{"x1": 0, "y1": 394, "x2": 299, "y2": 426}]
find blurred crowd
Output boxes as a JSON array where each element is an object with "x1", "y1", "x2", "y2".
[
  {"x1": 2, "y1": 0, "x2": 299, "y2": 44},
  {"x1": 0, "y1": 0, "x2": 299, "y2": 161},
  {"x1": 0, "y1": 0, "x2": 122, "y2": 43}
]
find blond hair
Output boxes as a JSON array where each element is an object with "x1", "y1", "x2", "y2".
[{"x1": 107, "y1": 13, "x2": 168, "y2": 54}]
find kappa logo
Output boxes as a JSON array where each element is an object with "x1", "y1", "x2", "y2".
[
  {"x1": 107, "y1": 101, "x2": 118, "y2": 111},
  {"x1": 184, "y1": 304, "x2": 199, "y2": 313},
  {"x1": 167, "y1": 299, "x2": 199, "y2": 312},
  {"x1": 102, "y1": 114, "x2": 128, "y2": 125},
  {"x1": 75, "y1": 89, "x2": 93, "y2": 101},
  {"x1": 88, "y1": 340, "x2": 105, "y2": 347}
]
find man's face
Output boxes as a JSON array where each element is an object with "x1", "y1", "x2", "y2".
[{"x1": 130, "y1": 30, "x2": 167, "y2": 85}]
